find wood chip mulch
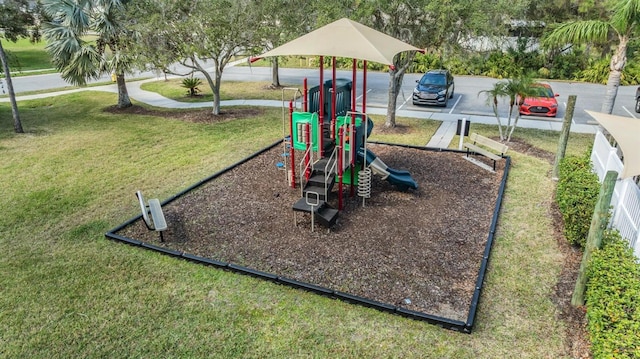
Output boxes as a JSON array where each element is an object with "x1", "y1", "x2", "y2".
[{"x1": 117, "y1": 143, "x2": 504, "y2": 322}]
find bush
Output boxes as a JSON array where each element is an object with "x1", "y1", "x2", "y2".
[
  {"x1": 621, "y1": 61, "x2": 640, "y2": 86},
  {"x1": 482, "y1": 51, "x2": 519, "y2": 78},
  {"x1": 505, "y1": 39, "x2": 544, "y2": 75},
  {"x1": 411, "y1": 52, "x2": 443, "y2": 74},
  {"x1": 446, "y1": 55, "x2": 486, "y2": 76},
  {"x1": 578, "y1": 58, "x2": 611, "y2": 85},
  {"x1": 586, "y1": 231, "x2": 640, "y2": 359},
  {"x1": 546, "y1": 50, "x2": 586, "y2": 80},
  {"x1": 181, "y1": 77, "x2": 202, "y2": 97},
  {"x1": 556, "y1": 152, "x2": 600, "y2": 248}
]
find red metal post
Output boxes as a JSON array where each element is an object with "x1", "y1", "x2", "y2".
[
  {"x1": 363, "y1": 61, "x2": 367, "y2": 113},
  {"x1": 288, "y1": 101, "x2": 296, "y2": 189},
  {"x1": 318, "y1": 56, "x2": 324, "y2": 158},
  {"x1": 331, "y1": 57, "x2": 337, "y2": 140},
  {"x1": 351, "y1": 59, "x2": 357, "y2": 113},
  {"x1": 305, "y1": 122, "x2": 311, "y2": 180},
  {"x1": 338, "y1": 127, "x2": 344, "y2": 210},
  {"x1": 303, "y1": 78, "x2": 308, "y2": 112}
]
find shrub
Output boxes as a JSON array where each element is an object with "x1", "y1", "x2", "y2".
[
  {"x1": 505, "y1": 39, "x2": 544, "y2": 75},
  {"x1": 537, "y1": 67, "x2": 551, "y2": 78},
  {"x1": 181, "y1": 76, "x2": 202, "y2": 97},
  {"x1": 586, "y1": 231, "x2": 640, "y2": 359},
  {"x1": 481, "y1": 51, "x2": 521, "y2": 78},
  {"x1": 556, "y1": 152, "x2": 600, "y2": 248},
  {"x1": 621, "y1": 61, "x2": 640, "y2": 86},
  {"x1": 578, "y1": 58, "x2": 610, "y2": 85},
  {"x1": 411, "y1": 52, "x2": 443, "y2": 74},
  {"x1": 546, "y1": 50, "x2": 586, "y2": 80},
  {"x1": 446, "y1": 55, "x2": 486, "y2": 76}
]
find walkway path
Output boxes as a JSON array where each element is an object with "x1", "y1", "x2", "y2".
[{"x1": 2, "y1": 77, "x2": 598, "y2": 148}]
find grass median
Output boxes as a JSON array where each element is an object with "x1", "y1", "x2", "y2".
[
  {"x1": 140, "y1": 79, "x2": 300, "y2": 102},
  {"x1": 0, "y1": 91, "x2": 593, "y2": 357}
]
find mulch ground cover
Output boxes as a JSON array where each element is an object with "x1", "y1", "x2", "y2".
[{"x1": 116, "y1": 141, "x2": 506, "y2": 324}]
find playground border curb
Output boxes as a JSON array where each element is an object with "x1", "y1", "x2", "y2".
[{"x1": 105, "y1": 140, "x2": 510, "y2": 333}]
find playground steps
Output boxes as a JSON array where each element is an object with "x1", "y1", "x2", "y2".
[
  {"x1": 292, "y1": 198, "x2": 339, "y2": 228},
  {"x1": 313, "y1": 157, "x2": 333, "y2": 171},
  {"x1": 306, "y1": 157, "x2": 337, "y2": 200},
  {"x1": 321, "y1": 121, "x2": 335, "y2": 153},
  {"x1": 292, "y1": 153, "x2": 339, "y2": 228},
  {"x1": 323, "y1": 137, "x2": 334, "y2": 153},
  {"x1": 307, "y1": 172, "x2": 336, "y2": 190}
]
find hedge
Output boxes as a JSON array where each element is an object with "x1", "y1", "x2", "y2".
[
  {"x1": 586, "y1": 231, "x2": 640, "y2": 359},
  {"x1": 556, "y1": 153, "x2": 600, "y2": 248}
]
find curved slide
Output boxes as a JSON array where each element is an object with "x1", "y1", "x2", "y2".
[{"x1": 357, "y1": 148, "x2": 418, "y2": 190}]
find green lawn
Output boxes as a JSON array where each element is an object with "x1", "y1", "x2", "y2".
[
  {"x1": 1, "y1": 38, "x2": 53, "y2": 73},
  {"x1": 0, "y1": 92, "x2": 594, "y2": 358},
  {"x1": 140, "y1": 79, "x2": 300, "y2": 102}
]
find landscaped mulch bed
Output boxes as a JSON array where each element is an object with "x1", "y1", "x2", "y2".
[{"x1": 116, "y1": 142, "x2": 505, "y2": 323}]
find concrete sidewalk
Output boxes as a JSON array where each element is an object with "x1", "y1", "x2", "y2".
[{"x1": 2, "y1": 78, "x2": 598, "y2": 148}]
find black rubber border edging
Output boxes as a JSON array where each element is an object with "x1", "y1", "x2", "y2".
[
  {"x1": 464, "y1": 155, "x2": 511, "y2": 333},
  {"x1": 105, "y1": 140, "x2": 510, "y2": 333},
  {"x1": 105, "y1": 139, "x2": 282, "y2": 235}
]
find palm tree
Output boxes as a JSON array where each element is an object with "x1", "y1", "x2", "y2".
[
  {"x1": 478, "y1": 76, "x2": 536, "y2": 142},
  {"x1": 503, "y1": 76, "x2": 535, "y2": 142},
  {"x1": 42, "y1": 0, "x2": 133, "y2": 108},
  {"x1": 478, "y1": 82, "x2": 507, "y2": 141},
  {"x1": 543, "y1": 0, "x2": 640, "y2": 114}
]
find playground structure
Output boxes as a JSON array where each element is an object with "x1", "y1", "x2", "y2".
[
  {"x1": 252, "y1": 17, "x2": 423, "y2": 230},
  {"x1": 105, "y1": 19, "x2": 512, "y2": 333},
  {"x1": 279, "y1": 77, "x2": 418, "y2": 229}
]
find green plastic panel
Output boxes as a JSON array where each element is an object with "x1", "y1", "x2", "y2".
[{"x1": 291, "y1": 112, "x2": 319, "y2": 151}]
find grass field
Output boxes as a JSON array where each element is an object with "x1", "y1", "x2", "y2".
[
  {"x1": 1, "y1": 38, "x2": 53, "y2": 74},
  {"x1": 0, "y1": 90, "x2": 595, "y2": 358},
  {"x1": 140, "y1": 79, "x2": 302, "y2": 102}
]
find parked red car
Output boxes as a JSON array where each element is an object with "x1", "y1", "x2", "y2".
[{"x1": 519, "y1": 83, "x2": 559, "y2": 117}]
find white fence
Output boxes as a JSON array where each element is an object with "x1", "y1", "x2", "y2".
[{"x1": 590, "y1": 130, "x2": 640, "y2": 258}]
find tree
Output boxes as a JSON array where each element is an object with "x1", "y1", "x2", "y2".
[
  {"x1": 356, "y1": 0, "x2": 430, "y2": 128},
  {"x1": 130, "y1": 0, "x2": 262, "y2": 115},
  {"x1": 0, "y1": 0, "x2": 40, "y2": 133},
  {"x1": 356, "y1": 0, "x2": 529, "y2": 128},
  {"x1": 42, "y1": 0, "x2": 133, "y2": 108},
  {"x1": 478, "y1": 76, "x2": 536, "y2": 142},
  {"x1": 543, "y1": 0, "x2": 640, "y2": 114},
  {"x1": 254, "y1": 0, "x2": 316, "y2": 87},
  {"x1": 384, "y1": 52, "x2": 418, "y2": 128},
  {"x1": 479, "y1": 81, "x2": 507, "y2": 141},
  {"x1": 181, "y1": 77, "x2": 202, "y2": 97},
  {"x1": 503, "y1": 76, "x2": 536, "y2": 141}
]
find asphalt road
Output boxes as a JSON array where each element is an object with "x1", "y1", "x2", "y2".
[{"x1": 9, "y1": 66, "x2": 639, "y2": 124}]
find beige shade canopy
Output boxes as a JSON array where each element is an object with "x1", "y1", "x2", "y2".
[
  {"x1": 587, "y1": 110, "x2": 640, "y2": 179},
  {"x1": 258, "y1": 18, "x2": 421, "y2": 65}
]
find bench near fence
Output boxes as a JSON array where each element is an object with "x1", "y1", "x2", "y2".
[{"x1": 463, "y1": 132, "x2": 508, "y2": 171}]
